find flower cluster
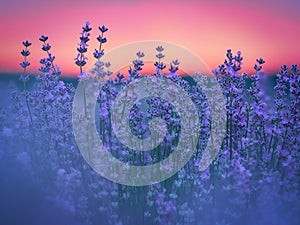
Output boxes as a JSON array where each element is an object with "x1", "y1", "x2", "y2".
[
  {"x1": 154, "y1": 45, "x2": 166, "y2": 74},
  {"x1": 19, "y1": 40, "x2": 32, "y2": 83},
  {"x1": 4, "y1": 22, "x2": 300, "y2": 225},
  {"x1": 39, "y1": 35, "x2": 61, "y2": 76},
  {"x1": 75, "y1": 21, "x2": 92, "y2": 76}
]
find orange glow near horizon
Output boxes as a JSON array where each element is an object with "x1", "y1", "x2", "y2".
[{"x1": 1, "y1": 1, "x2": 300, "y2": 77}]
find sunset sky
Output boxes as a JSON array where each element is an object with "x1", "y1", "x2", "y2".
[{"x1": 1, "y1": 0, "x2": 300, "y2": 76}]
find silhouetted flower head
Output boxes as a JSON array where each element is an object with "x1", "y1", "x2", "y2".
[
  {"x1": 136, "y1": 51, "x2": 145, "y2": 58},
  {"x1": 154, "y1": 62, "x2": 166, "y2": 70},
  {"x1": 280, "y1": 64, "x2": 288, "y2": 73},
  {"x1": 20, "y1": 61, "x2": 30, "y2": 68},
  {"x1": 42, "y1": 43, "x2": 51, "y2": 51},
  {"x1": 169, "y1": 63, "x2": 178, "y2": 74},
  {"x1": 117, "y1": 72, "x2": 124, "y2": 80},
  {"x1": 291, "y1": 64, "x2": 299, "y2": 73},
  {"x1": 39, "y1": 35, "x2": 48, "y2": 42},
  {"x1": 256, "y1": 58, "x2": 265, "y2": 65},
  {"x1": 80, "y1": 35, "x2": 90, "y2": 43},
  {"x1": 132, "y1": 59, "x2": 144, "y2": 71},
  {"x1": 40, "y1": 58, "x2": 48, "y2": 64},
  {"x1": 234, "y1": 51, "x2": 243, "y2": 62},
  {"x1": 21, "y1": 49, "x2": 30, "y2": 57},
  {"x1": 172, "y1": 59, "x2": 180, "y2": 65},
  {"x1": 99, "y1": 25, "x2": 108, "y2": 33},
  {"x1": 75, "y1": 22, "x2": 93, "y2": 71},
  {"x1": 93, "y1": 49, "x2": 104, "y2": 59},
  {"x1": 156, "y1": 53, "x2": 164, "y2": 60},
  {"x1": 226, "y1": 49, "x2": 233, "y2": 60},
  {"x1": 82, "y1": 21, "x2": 92, "y2": 32},
  {"x1": 254, "y1": 64, "x2": 262, "y2": 72},
  {"x1": 97, "y1": 35, "x2": 107, "y2": 43},
  {"x1": 22, "y1": 40, "x2": 32, "y2": 47},
  {"x1": 254, "y1": 57, "x2": 265, "y2": 72},
  {"x1": 77, "y1": 46, "x2": 87, "y2": 53},
  {"x1": 156, "y1": 45, "x2": 164, "y2": 52},
  {"x1": 128, "y1": 66, "x2": 140, "y2": 78}
]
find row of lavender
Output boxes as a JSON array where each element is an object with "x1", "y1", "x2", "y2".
[{"x1": 2, "y1": 22, "x2": 300, "y2": 224}]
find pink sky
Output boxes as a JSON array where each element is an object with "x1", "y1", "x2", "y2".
[{"x1": 1, "y1": 0, "x2": 300, "y2": 76}]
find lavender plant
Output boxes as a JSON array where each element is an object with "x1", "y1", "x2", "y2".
[{"x1": 3, "y1": 21, "x2": 300, "y2": 225}]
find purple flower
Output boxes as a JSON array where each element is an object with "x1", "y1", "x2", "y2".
[
  {"x1": 75, "y1": 59, "x2": 87, "y2": 67},
  {"x1": 97, "y1": 35, "x2": 107, "y2": 43},
  {"x1": 169, "y1": 63, "x2": 178, "y2": 74},
  {"x1": 234, "y1": 51, "x2": 243, "y2": 62},
  {"x1": 156, "y1": 45, "x2": 164, "y2": 52},
  {"x1": 136, "y1": 51, "x2": 145, "y2": 58},
  {"x1": 21, "y1": 49, "x2": 30, "y2": 56},
  {"x1": 99, "y1": 25, "x2": 108, "y2": 33},
  {"x1": 42, "y1": 43, "x2": 51, "y2": 51},
  {"x1": 22, "y1": 40, "x2": 32, "y2": 47},
  {"x1": 80, "y1": 35, "x2": 90, "y2": 43},
  {"x1": 156, "y1": 52, "x2": 164, "y2": 60},
  {"x1": 77, "y1": 46, "x2": 87, "y2": 53},
  {"x1": 254, "y1": 64, "x2": 262, "y2": 72},
  {"x1": 93, "y1": 49, "x2": 104, "y2": 59},
  {"x1": 20, "y1": 61, "x2": 30, "y2": 68},
  {"x1": 132, "y1": 59, "x2": 144, "y2": 71},
  {"x1": 256, "y1": 57, "x2": 265, "y2": 64},
  {"x1": 128, "y1": 66, "x2": 140, "y2": 78},
  {"x1": 154, "y1": 62, "x2": 166, "y2": 70},
  {"x1": 82, "y1": 21, "x2": 92, "y2": 32},
  {"x1": 226, "y1": 49, "x2": 233, "y2": 61},
  {"x1": 39, "y1": 35, "x2": 48, "y2": 42},
  {"x1": 291, "y1": 64, "x2": 298, "y2": 73},
  {"x1": 117, "y1": 72, "x2": 124, "y2": 80},
  {"x1": 75, "y1": 22, "x2": 93, "y2": 72},
  {"x1": 172, "y1": 59, "x2": 180, "y2": 65}
]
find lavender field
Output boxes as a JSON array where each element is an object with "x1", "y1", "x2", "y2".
[{"x1": 0, "y1": 22, "x2": 299, "y2": 225}]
